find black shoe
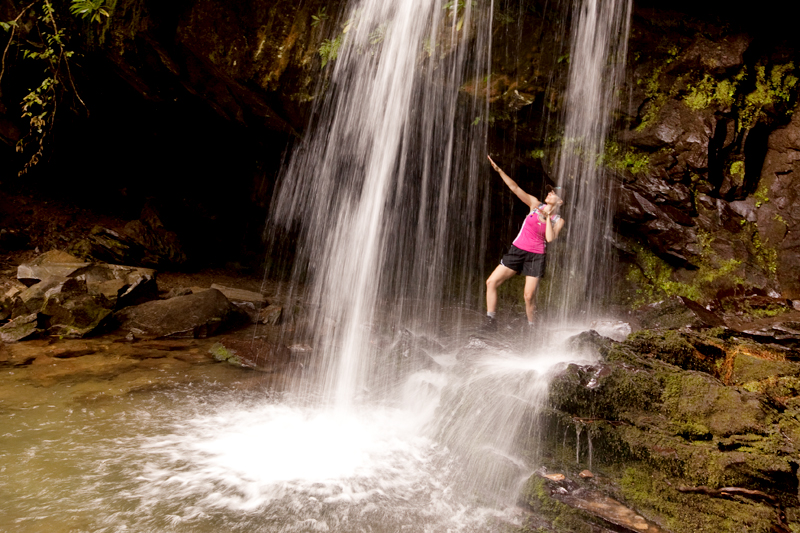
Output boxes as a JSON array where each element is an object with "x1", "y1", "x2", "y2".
[{"x1": 480, "y1": 316, "x2": 497, "y2": 333}]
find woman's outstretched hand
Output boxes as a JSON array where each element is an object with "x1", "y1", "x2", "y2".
[{"x1": 487, "y1": 155, "x2": 500, "y2": 172}]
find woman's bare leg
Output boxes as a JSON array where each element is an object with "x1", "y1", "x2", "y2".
[
  {"x1": 523, "y1": 276, "x2": 540, "y2": 323},
  {"x1": 486, "y1": 264, "x2": 517, "y2": 314}
]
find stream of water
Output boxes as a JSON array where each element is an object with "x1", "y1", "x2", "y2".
[{"x1": 2, "y1": 0, "x2": 632, "y2": 530}]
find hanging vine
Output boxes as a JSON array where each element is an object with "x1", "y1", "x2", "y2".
[{"x1": 1, "y1": 0, "x2": 109, "y2": 175}]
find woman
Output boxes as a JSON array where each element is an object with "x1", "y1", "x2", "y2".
[{"x1": 485, "y1": 155, "x2": 565, "y2": 328}]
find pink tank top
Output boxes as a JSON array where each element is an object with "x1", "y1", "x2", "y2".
[{"x1": 512, "y1": 205, "x2": 560, "y2": 254}]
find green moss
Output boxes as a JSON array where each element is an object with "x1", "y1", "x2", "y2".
[
  {"x1": 683, "y1": 74, "x2": 737, "y2": 111},
  {"x1": 619, "y1": 467, "x2": 778, "y2": 532},
  {"x1": 739, "y1": 62, "x2": 798, "y2": 131},
  {"x1": 626, "y1": 235, "x2": 741, "y2": 306},
  {"x1": 209, "y1": 343, "x2": 244, "y2": 366},
  {"x1": 521, "y1": 476, "x2": 594, "y2": 533},
  {"x1": 602, "y1": 141, "x2": 650, "y2": 175},
  {"x1": 729, "y1": 160, "x2": 745, "y2": 180},
  {"x1": 754, "y1": 183, "x2": 770, "y2": 207},
  {"x1": 750, "y1": 228, "x2": 778, "y2": 276}
]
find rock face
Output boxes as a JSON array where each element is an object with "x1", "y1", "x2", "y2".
[
  {"x1": 608, "y1": 20, "x2": 800, "y2": 301},
  {"x1": 532, "y1": 329, "x2": 800, "y2": 533}
]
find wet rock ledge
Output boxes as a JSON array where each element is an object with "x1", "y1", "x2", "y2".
[{"x1": 521, "y1": 301, "x2": 800, "y2": 533}]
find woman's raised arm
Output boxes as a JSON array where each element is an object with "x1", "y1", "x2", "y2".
[{"x1": 487, "y1": 155, "x2": 537, "y2": 208}]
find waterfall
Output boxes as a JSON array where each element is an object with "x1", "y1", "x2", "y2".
[
  {"x1": 270, "y1": 0, "x2": 494, "y2": 408},
  {"x1": 547, "y1": 0, "x2": 632, "y2": 319}
]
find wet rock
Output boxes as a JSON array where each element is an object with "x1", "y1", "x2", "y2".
[
  {"x1": 86, "y1": 210, "x2": 187, "y2": 268},
  {"x1": 614, "y1": 189, "x2": 699, "y2": 264},
  {"x1": 70, "y1": 263, "x2": 157, "y2": 309},
  {"x1": 6, "y1": 262, "x2": 157, "y2": 339},
  {"x1": 259, "y1": 304, "x2": 283, "y2": 325},
  {"x1": 16, "y1": 250, "x2": 88, "y2": 286},
  {"x1": 635, "y1": 295, "x2": 726, "y2": 330},
  {"x1": 164, "y1": 287, "x2": 193, "y2": 299},
  {"x1": 209, "y1": 339, "x2": 291, "y2": 372},
  {"x1": 669, "y1": 34, "x2": 751, "y2": 76},
  {"x1": 385, "y1": 328, "x2": 443, "y2": 372},
  {"x1": 544, "y1": 329, "x2": 800, "y2": 529},
  {"x1": 0, "y1": 313, "x2": 41, "y2": 343},
  {"x1": 113, "y1": 288, "x2": 245, "y2": 339},
  {"x1": 41, "y1": 286, "x2": 114, "y2": 339},
  {"x1": 210, "y1": 283, "x2": 267, "y2": 305},
  {"x1": 522, "y1": 474, "x2": 665, "y2": 533},
  {"x1": 86, "y1": 226, "x2": 142, "y2": 265},
  {"x1": 11, "y1": 276, "x2": 71, "y2": 319},
  {"x1": 123, "y1": 207, "x2": 187, "y2": 267},
  {"x1": 233, "y1": 301, "x2": 259, "y2": 323}
]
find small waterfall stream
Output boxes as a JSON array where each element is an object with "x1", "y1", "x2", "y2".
[{"x1": 548, "y1": 0, "x2": 632, "y2": 319}]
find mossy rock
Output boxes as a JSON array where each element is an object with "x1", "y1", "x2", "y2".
[
  {"x1": 617, "y1": 467, "x2": 784, "y2": 533},
  {"x1": 626, "y1": 329, "x2": 720, "y2": 373}
]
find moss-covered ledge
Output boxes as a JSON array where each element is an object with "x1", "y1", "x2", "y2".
[{"x1": 522, "y1": 330, "x2": 800, "y2": 533}]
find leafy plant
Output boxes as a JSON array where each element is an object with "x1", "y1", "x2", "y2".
[
  {"x1": 69, "y1": 0, "x2": 109, "y2": 24},
  {"x1": 310, "y1": 6, "x2": 328, "y2": 28},
  {"x1": 319, "y1": 35, "x2": 342, "y2": 68},
  {"x1": 0, "y1": 0, "x2": 102, "y2": 175}
]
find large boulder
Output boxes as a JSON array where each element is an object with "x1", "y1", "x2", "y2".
[{"x1": 113, "y1": 288, "x2": 246, "y2": 338}]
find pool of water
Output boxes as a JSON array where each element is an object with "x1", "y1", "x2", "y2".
[{"x1": 1, "y1": 325, "x2": 603, "y2": 533}]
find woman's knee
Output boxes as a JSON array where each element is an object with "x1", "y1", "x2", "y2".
[{"x1": 524, "y1": 291, "x2": 536, "y2": 304}]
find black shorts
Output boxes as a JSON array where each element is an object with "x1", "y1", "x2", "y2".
[{"x1": 500, "y1": 244, "x2": 547, "y2": 278}]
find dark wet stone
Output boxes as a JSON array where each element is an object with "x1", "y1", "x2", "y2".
[
  {"x1": 210, "y1": 283, "x2": 267, "y2": 305},
  {"x1": 11, "y1": 276, "x2": 71, "y2": 319},
  {"x1": 70, "y1": 263, "x2": 157, "y2": 309},
  {"x1": 41, "y1": 288, "x2": 114, "y2": 339},
  {"x1": 635, "y1": 295, "x2": 726, "y2": 330},
  {"x1": 113, "y1": 288, "x2": 246, "y2": 339},
  {"x1": 259, "y1": 304, "x2": 283, "y2": 325},
  {"x1": 0, "y1": 313, "x2": 40, "y2": 342},
  {"x1": 87, "y1": 210, "x2": 186, "y2": 268}
]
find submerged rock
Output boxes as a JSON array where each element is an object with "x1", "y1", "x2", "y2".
[{"x1": 209, "y1": 339, "x2": 291, "y2": 372}]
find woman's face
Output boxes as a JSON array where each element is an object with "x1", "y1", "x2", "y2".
[{"x1": 546, "y1": 191, "x2": 562, "y2": 205}]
